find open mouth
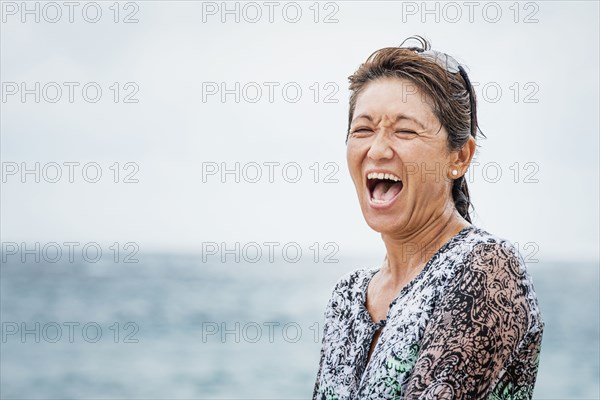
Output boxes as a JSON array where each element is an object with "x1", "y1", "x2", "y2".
[{"x1": 367, "y1": 172, "x2": 403, "y2": 206}]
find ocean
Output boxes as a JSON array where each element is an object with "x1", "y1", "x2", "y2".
[{"x1": 1, "y1": 255, "x2": 598, "y2": 399}]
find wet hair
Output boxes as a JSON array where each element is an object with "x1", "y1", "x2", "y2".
[{"x1": 346, "y1": 35, "x2": 483, "y2": 223}]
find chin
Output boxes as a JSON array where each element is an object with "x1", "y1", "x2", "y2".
[{"x1": 361, "y1": 210, "x2": 407, "y2": 234}]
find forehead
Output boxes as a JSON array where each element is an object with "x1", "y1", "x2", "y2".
[{"x1": 353, "y1": 77, "x2": 438, "y2": 126}]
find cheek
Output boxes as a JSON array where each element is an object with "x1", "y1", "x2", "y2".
[
  {"x1": 405, "y1": 147, "x2": 452, "y2": 189},
  {"x1": 346, "y1": 142, "x2": 368, "y2": 190},
  {"x1": 424, "y1": 159, "x2": 453, "y2": 192},
  {"x1": 346, "y1": 142, "x2": 364, "y2": 172}
]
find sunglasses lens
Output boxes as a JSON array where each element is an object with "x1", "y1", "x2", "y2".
[{"x1": 420, "y1": 50, "x2": 460, "y2": 73}]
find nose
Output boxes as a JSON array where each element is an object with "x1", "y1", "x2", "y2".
[{"x1": 367, "y1": 131, "x2": 394, "y2": 161}]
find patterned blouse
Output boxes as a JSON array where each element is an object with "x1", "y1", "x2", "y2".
[{"x1": 313, "y1": 225, "x2": 544, "y2": 399}]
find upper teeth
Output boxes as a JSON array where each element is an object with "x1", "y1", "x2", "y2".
[{"x1": 367, "y1": 172, "x2": 401, "y2": 182}]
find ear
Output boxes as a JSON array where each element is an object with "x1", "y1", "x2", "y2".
[{"x1": 449, "y1": 136, "x2": 476, "y2": 177}]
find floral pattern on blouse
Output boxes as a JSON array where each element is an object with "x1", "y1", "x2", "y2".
[{"x1": 313, "y1": 225, "x2": 544, "y2": 400}]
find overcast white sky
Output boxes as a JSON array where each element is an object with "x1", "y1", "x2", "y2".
[{"x1": 1, "y1": 1, "x2": 598, "y2": 263}]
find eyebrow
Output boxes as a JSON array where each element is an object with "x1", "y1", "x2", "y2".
[{"x1": 351, "y1": 113, "x2": 426, "y2": 130}]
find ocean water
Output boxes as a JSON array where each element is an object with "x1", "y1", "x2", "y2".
[{"x1": 1, "y1": 255, "x2": 598, "y2": 399}]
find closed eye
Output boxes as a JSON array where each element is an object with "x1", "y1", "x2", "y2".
[
  {"x1": 396, "y1": 130, "x2": 417, "y2": 135},
  {"x1": 350, "y1": 128, "x2": 374, "y2": 137}
]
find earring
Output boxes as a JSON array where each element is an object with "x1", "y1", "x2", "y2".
[{"x1": 452, "y1": 170, "x2": 458, "y2": 177}]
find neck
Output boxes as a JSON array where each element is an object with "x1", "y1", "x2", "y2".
[{"x1": 380, "y1": 206, "x2": 470, "y2": 286}]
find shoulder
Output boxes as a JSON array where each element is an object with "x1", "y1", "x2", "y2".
[
  {"x1": 453, "y1": 225, "x2": 544, "y2": 334},
  {"x1": 323, "y1": 267, "x2": 377, "y2": 312},
  {"x1": 462, "y1": 226, "x2": 531, "y2": 280},
  {"x1": 456, "y1": 226, "x2": 523, "y2": 257},
  {"x1": 451, "y1": 226, "x2": 532, "y2": 275},
  {"x1": 329, "y1": 267, "x2": 376, "y2": 298}
]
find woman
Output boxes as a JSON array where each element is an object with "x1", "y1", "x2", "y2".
[{"x1": 313, "y1": 36, "x2": 544, "y2": 399}]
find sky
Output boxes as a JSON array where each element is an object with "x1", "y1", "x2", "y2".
[{"x1": 1, "y1": 1, "x2": 599, "y2": 263}]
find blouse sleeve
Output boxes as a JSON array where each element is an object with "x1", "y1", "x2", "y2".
[
  {"x1": 312, "y1": 296, "x2": 332, "y2": 399},
  {"x1": 312, "y1": 274, "x2": 349, "y2": 400},
  {"x1": 402, "y1": 240, "x2": 539, "y2": 399}
]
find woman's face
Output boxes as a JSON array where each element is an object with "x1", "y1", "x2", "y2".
[{"x1": 347, "y1": 77, "x2": 457, "y2": 236}]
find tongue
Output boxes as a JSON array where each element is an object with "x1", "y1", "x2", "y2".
[{"x1": 372, "y1": 181, "x2": 402, "y2": 202}]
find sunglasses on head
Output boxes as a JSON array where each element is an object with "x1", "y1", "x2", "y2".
[
  {"x1": 404, "y1": 45, "x2": 477, "y2": 136},
  {"x1": 418, "y1": 49, "x2": 462, "y2": 74}
]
